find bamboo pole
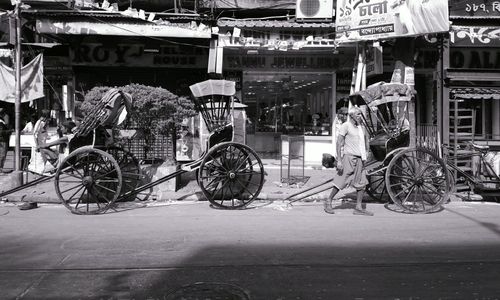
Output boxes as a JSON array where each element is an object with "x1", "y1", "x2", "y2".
[{"x1": 14, "y1": 0, "x2": 22, "y2": 179}]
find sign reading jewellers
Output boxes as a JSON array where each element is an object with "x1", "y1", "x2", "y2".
[
  {"x1": 449, "y1": 0, "x2": 500, "y2": 18},
  {"x1": 223, "y1": 54, "x2": 353, "y2": 71},
  {"x1": 70, "y1": 44, "x2": 208, "y2": 68}
]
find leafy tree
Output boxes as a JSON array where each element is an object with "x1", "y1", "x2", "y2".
[
  {"x1": 81, "y1": 84, "x2": 196, "y2": 159},
  {"x1": 82, "y1": 84, "x2": 195, "y2": 134}
]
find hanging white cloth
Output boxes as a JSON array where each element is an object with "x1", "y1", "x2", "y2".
[{"x1": 0, "y1": 54, "x2": 44, "y2": 103}]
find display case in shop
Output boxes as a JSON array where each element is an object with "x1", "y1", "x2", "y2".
[{"x1": 280, "y1": 135, "x2": 307, "y2": 185}]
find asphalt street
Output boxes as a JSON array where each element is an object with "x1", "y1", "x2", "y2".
[{"x1": 1, "y1": 200, "x2": 500, "y2": 299}]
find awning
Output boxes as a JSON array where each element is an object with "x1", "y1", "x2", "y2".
[
  {"x1": 450, "y1": 87, "x2": 500, "y2": 100},
  {"x1": 36, "y1": 18, "x2": 211, "y2": 38},
  {"x1": 217, "y1": 19, "x2": 336, "y2": 29}
]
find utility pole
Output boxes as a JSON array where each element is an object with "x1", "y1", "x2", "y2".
[{"x1": 13, "y1": 0, "x2": 23, "y2": 184}]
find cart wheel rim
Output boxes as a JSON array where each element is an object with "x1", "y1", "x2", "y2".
[
  {"x1": 385, "y1": 147, "x2": 449, "y2": 213},
  {"x1": 106, "y1": 146, "x2": 143, "y2": 201},
  {"x1": 199, "y1": 142, "x2": 264, "y2": 209},
  {"x1": 55, "y1": 147, "x2": 123, "y2": 215},
  {"x1": 366, "y1": 162, "x2": 388, "y2": 203}
]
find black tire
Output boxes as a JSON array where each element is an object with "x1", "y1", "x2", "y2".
[
  {"x1": 198, "y1": 142, "x2": 264, "y2": 209},
  {"x1": 55, "y1": 147, "x2": 122, "y2": 215},
  {"x1": 366, "y1": 170, "x2": 388, "y2": 203},
  {"x1": 105, "y1": 146, "x2": 143, "y2": 201}
]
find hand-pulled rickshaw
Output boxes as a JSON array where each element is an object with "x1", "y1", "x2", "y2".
[
  {"x1": 355, "y1": 82, "x2": 450, "y2": 213},
  {"x1": 287, "y1": 82, "x2": 450, "y2": 214},
  {"x1": 1, "y1": 80, "x2": 265, "y2": 214}
]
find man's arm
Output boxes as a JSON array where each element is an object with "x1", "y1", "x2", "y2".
[
  {"x1": 37, "y1": 136, "x2": 69, "y2": 150},
  {"x1": 336, "y1": 134, "x2": 345, "y2": 171},
  {"x1": 336, "y1": 135, "x2": 345, "y2": 160}
]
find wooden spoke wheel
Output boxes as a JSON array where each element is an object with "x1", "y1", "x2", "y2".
[
  {"x1": 106, "y1": 146, "x2": 142, "y2": 201},
  {"x1": 446, "y1": 166, "x2": 456, "y2": 194},
  {"x1": 55, "y1": 147, "x2": 122, "y2": 215},
  {"x1": 366, "y1": 170, "x2": 388, "y2": 203},
  {"x1": 364, "y1": 160, "x2": 389, "y2": 203},
  {"x1": 385, "y1": 147, "x2": 449, "y2": 213},
  {"x1": 198, "y1": 142, "x2": 264, "y2": 209}
]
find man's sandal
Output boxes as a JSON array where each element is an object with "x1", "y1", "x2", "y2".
[
  {"x1": 353, "y1": 208, "x2": 374, "y2": 216},
  {"x1": 18, "y1": 202, "x2": 38, "y2": 210}
]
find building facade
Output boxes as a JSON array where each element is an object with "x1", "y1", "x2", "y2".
[
  {"x1": 444, "y1": 0, "x2": 500, "y2": 150},
  {"x1": 0, "y1": 0, "x2": 452, "y2": 165}
]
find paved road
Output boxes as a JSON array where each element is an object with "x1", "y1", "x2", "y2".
[{"x1": 1, "y1": 201, "x2": 500, "y2": 299}]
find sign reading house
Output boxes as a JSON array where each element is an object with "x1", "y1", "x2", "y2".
[{"x1": 335, "y1": 0, "x2": 449, "y2": 43}]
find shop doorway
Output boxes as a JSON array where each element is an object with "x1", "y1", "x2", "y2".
[{"x1": 241, "y1": 71, "x2": 335, "y2": 158}]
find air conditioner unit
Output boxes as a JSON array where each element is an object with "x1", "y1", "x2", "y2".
[{"x1": 296, "y1": 0, "x2": 334, "y2": 21}]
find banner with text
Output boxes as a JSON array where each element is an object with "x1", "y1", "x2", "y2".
[
  {"x1": 449, "y1": 0, "x2": 500, "y2": 18},
  {"x1": 335, "y1": 0, "x2": 449, "y2": 43}
]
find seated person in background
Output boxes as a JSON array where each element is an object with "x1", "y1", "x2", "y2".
[
  {"x1": 22, "y1": 114, "x2": 38, "y2": 134},
  {"x1": 33, "y1": 110, "x2": 52, "y2": 171},
  {"x1": 36, "y1": 120, "x2": 76, "y2": 173}
]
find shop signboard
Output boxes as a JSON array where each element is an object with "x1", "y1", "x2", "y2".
[
  {"x1": 335, "y1": 0, "x2": 449, "y2": 43},
  {"x1": 450, "y1": 48, "x2": 500, "y2": 70},
  {"x1": 224, "y1": 53, "x2": 353, "y2": 71},
  {"x1": 449, "y1": 0, "x2": 500, "y2": 18},
  {"x1": 451, "y1": 26, "x2": 500, "y2": 47},
  {"x1": 70, "y1": 43, "x2": 208, "y2": 68},
  {"x1": 449, "y1": 26, "x2": 500, "y2": 70},
  {"x1": 198, "y1": 0, "x2": 293, "y2": 9}
]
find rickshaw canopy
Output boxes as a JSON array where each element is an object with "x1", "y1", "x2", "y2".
[
  {"x1": 189, "y1": 80, "x2": 236, "y2": 98},
  {"x1": 349, "y1": 83, "x2": 415, "y2": 107},
  {"x1": 73, "y1": 88, "x2": 132, "y2": 138}
]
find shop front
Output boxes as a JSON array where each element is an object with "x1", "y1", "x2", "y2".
[
  {"x1": 444, "y1": 2, "x2": 500, "y2": 150},
  {"x1": 218, "y1": 20, "x2": 355, "y2": 163},
  {"x1": 69, "y1": 41, "x2": 210, "y2": 97},
  {"x1": 226, "y1": 52, "x2": 355, "y2": 163}
]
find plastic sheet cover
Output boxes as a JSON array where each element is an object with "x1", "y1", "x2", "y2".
[{"x1": 190, "y1": 80, "x2": 235, "y2": 98}]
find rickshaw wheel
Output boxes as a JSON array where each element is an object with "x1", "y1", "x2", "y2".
[
  {"x1": 446, "y1": 166, "x2": 456, "y2": 194},
  {"x1": 366, "y1": 171, "x2": 388, "y2": 203},
  {"x1": 106, "y1": 146, "x2": 143, "y2": 201},
  {"x1": 198, "y1": 142, "x2": 264, "y2": 209},
  {"x1": 55, "y1": 147, "x2": 123, "y2": 215},
  {"x1": 364, "y1": 160, "x2": 388, "y2": 202},
  {"x1": 385, "y1": 147, "x2": 449, "y2": 214}
]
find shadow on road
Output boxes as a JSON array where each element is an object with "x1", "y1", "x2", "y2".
[{"x1": 444, "y1": 206, "x2": 500, "y2": 238}]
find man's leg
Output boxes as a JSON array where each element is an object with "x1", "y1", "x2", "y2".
[
  {"x1": 355, "y1": 189, "x2": 364, "y2": 211},
  {"x1": 353, "y1": 189, "x2": 374, "y2": 216},
  {"x1": 324, "y1": 186, "x2": 339, "y2": 214},
  {"x1": 40, "y1": 149, "x2": 59, "y2": 171}
]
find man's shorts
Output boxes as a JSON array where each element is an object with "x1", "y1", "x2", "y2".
[{"x1": 332, "y1": 154, "x2": 368, "y2": 191}]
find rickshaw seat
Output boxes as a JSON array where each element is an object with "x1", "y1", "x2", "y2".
[
  {"x1": 369, "y1": 130, "x2": 410, "y2": 162},
  {"x1": 208, "y1": 124, "x2": 233, "y2": 149}
]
